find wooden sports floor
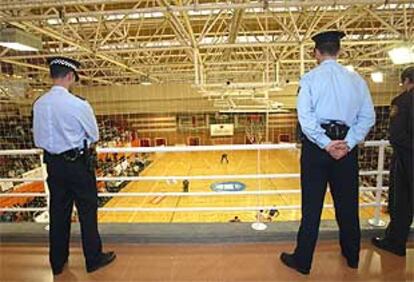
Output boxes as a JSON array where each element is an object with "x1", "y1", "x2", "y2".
[{"x1": 98, "y1": 149, "x2": 385, "y2": 223}]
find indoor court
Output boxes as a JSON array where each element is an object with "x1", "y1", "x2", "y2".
[{"x1": 99, "y1": 149, "x2": 382, "y2": 223}]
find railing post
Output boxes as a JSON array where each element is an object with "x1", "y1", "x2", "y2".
[
  {"x1": 40, "y1": 153, "x2": 50, "y2": 230},
  {"x1": 368, "y1": 142, "x2": 386, "y2": 227},
  {"x1": 251, "y1": 146, "x2": 267, "y2": 231}
]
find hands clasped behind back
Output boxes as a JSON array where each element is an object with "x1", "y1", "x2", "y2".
[{"x1": 325, "y1": 140, "x2": 349, "y2": 160}]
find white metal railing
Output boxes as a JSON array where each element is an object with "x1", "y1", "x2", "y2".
[
  {"x1": 0, "y1": 202, "x2": 382, "y2": 213},
  {"x1": 0, "y1": 186, "x2": 388, "y2": 198},
  {"x1": 0, "y1": 170, "x2": 385, "y2": 183},
  {"x1": 0, "y1": 140, "x2": 390, "y2": 226}
]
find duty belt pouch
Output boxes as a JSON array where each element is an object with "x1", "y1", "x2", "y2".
[
  {"x1": 321, "y1": 123, "x2": 349, "y2": 140},
  {"x1": 85, "y1": 148, "x2": 97, "y2": 173},
  {"x1": 62, "y1": 149, "x2": 80, "y2": 162},
  {"x1": 82, "y1": 140, "x2": 95, "y2": 173}
]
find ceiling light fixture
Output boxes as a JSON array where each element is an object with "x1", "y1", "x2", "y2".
[
  {"x1": 388, "y1": 45, "x2": 414, "y2": 65},
  {"x1": 141, "y1": 80, "x2": 152, "y2": 86},
  {"x1": 140, "y1": 75, "x2": 152, "y2": 85},
  {"x1": 371, "y1": 71, "x2": 384, "y2": 83},
  {"x1": 0, "y1": 28, "x2": 42, "y2": 51}
]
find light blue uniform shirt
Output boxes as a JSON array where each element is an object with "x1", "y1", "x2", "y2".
[
  {"x1": 297, "y1": 59, "x2": 375, "y2": 150},
  {"x1": 33, "y1": 85, "x2": 99, "y2": 154}
]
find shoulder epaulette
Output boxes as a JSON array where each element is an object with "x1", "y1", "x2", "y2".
[{"x1": 75, "y1": 94, "x2": 86, "y2": 101}]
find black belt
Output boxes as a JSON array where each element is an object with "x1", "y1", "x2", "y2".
[
  {"x1": 44, "y1": 148, "x2": 86, "y2": 162},
  {"x1": 321, "y1": 121, "x2": 349, "y2": 140}
]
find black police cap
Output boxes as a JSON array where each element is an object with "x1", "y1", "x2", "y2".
[
  {"x1": 47, "y1": 56, "x2": 81, "y2": 82},
  {"x1": 311, "y1": 31, "x2": 345, "y2": 47}
]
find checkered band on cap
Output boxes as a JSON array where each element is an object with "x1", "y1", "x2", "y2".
[{"x1": 50, "y1": 59, "x2": 78, "y2": 71}]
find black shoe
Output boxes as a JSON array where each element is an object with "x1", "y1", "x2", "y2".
[
  {"x1": 371, "y1": 237, "x2": 406, "y2": 257},
  {"x1": 52, "y1": 259, "x2": 68, "y2": 276},
  {"x1": 346, "y1": 260, "x2": 358, "y2": 269},
  {"x1": 86, "y1": 252, "x2": 116, "y2": 273},
  {"x1": 341, "y1": 251, "x2": 358, "y2": 269},
  {"x1": 53, "y1": 268, "x2": 64, "y2": 276},
  {"x1": 280, "y1": 252, "x2": 310, "y2": 275}
]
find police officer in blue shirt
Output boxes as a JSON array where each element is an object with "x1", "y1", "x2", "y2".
[
  {"x1": 280, "y1": 31, "x2": 375, "y2": 275},
  {"x1": 33, "y1": 57, "x2": 116, "y2": 275}
]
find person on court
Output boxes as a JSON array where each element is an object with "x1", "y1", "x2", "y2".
[
  {"x1": 220, "y1": 153, "x2": 229, "y2": 164},
  {"x1": 183, "y1": 179, "x2": 190, "y2": 193},
  {"x1": 372, "y1": 66, "x2": 413, "y2": 256},
  {"x1": 280, "y1": 31, "x2": 375, "y2": 275},
  {"x1": 266, "y1": 206, "x2": 279, "y2": 222},
  {"x1": 33, "y1": 57, "x2": 116, "y2": 275}
]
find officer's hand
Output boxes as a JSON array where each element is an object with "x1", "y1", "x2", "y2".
[
  {"x1": 325, "y1": 140, "x2": 345, "y2": 152},
  {"x1": 331, "y1": 147, "x2": 348, "y2": 160},
  {"x1": 326, "y1": 141, "x2": 348, "y2": 160}
]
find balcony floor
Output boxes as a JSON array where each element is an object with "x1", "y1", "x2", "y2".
[{"x1": 0, "y1": 240, "x2": 412, "y2": 281}]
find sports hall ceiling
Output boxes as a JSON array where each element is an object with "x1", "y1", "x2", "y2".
[{"x1": 0, "y1": 0, "x2": 413, "y2": 91}]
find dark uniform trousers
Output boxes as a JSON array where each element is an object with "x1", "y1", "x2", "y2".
[
  {"x1": 387, "y1": 154, "x2": 396, "y2": 215},
  {"x1": 385, "y1": 146, "x2": 413, "y2": 248},
  {"x1": 294, "y1": 138, "x2": 360, "y2": 270},
  {"x1": 45, "y1": 154, "x2": 102, "y2": 272}
]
